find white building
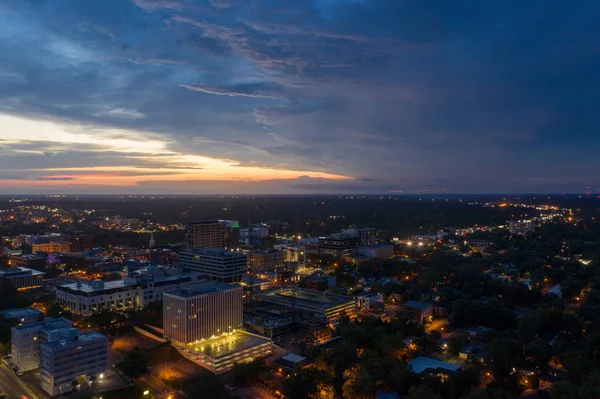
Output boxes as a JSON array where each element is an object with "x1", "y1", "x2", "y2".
[
  {"x1": 0, "y1": 267, "x2": 45, "y2": 291},
  {"x1": 11, "y1": 317, "x2": 73, "y2": 373},
  {"x1": 40, "y1": 329, "x2": 107, "y2": 396},
  {"x1": 179, "y1": 247, "x2": 248, "y2": 283},
  {"x1": 55, "y1": 266, "x2": 203, "y2": 316},
  {"x1": 163, "y1": 281, "x2": 272, "y2": 374},
  {"x1": 508, "y1": 220, "x2": 536, "y2": 236},
  {"x1": 163, "y1": 281, "x2": 243, "y2": 343},
  {"x1": 11, "y1": 322, "x2": 42, "y2": 372}
]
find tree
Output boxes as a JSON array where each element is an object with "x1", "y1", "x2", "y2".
[
  {"x1": 184, "y1": 373, "x2": 230, "y2": 399},
  {"x1": 231, "y1": 359, "x2": 265, "y2": 386},
  {"x1": 116, "y1": 347, "x2": 149, "y2": 379},
  {"x1": 404, "y1": 385, "x2": 442, "y2": 399},
  {"x1": 464, "y1": 387, "x2": 518, "y2": 399},
  {"x1": 283, "y1": 368, "x2": 331, "y2": 399}
]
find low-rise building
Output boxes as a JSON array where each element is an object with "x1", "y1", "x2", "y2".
[
  {"x1": 258, "y1": 288, "x2": 356, "y2": 326},
  {"x1": 10, "y1": 253, "x2": 47, "y2": 271},
  {"x1": 401, "y1": 301, "x2": 433, "y2": 323},
  {"x1": 32, "y1": 241, "x2": 70, "y2": 254},
  {"x1": 2, "y1": 307, "x2": 43, "y2": 324},
  {"x1": 409, "y1": 356, "x2": 461, "y2": 377},
  {"x1": 356, "y1": 244, "x2": 394, "y2": 259},
  {"x1": 56, "y1": 266, "x2": 203, "y2": 316},
  {"x1": 247, "y1": 249, "x2": 285, "y2": 272},
  {"x1": 0, "y1": 267, "x2": 45, "y2": 291}
]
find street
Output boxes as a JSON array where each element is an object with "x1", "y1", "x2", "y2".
[{"x1": 0, "y1": 362, "x2": 37, "y2": 399}]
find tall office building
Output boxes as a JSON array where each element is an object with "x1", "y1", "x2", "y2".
[
  {"x1": 163, "y1": 281, "x2": 243, "y2": 343},
  {"x1": 163, "y1": 281, "x2": 272, "y2": 374},
  {"x1": 179, "y1": 247, "x2": 248, "y2": 283},
  {"x1": 186, "y1": 221, "x2": 223, "y2": 249},
  {"x1": 247, "y1": 249, "x2": 285, "y2": 272}
]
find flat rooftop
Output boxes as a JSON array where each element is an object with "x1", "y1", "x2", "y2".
[
  {"x1": 58, "y1": 271, "x2": 197, "y2": 293},
  {"x1": 182, "y1": 247, "x2": 247, "y2": 258},
  {"x1": 261, "y1": 288, "x2": 353, "y2": 306},
  {"x1": 2, "y1": 307, "x2": 42, "y2": 319},
  {"x1": 166, "y1": 281, "x2": 240, "y2": 298},
  {"x1": 183, "y1": 331, "x2": 270, "y2": 358},
  {"x1": 0, "y1": 267, "x2": 45, "y2": 277}
]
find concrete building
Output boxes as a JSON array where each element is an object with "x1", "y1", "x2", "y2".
[
  {"x1": 401, "y1": 301, "x2": 433, "y2": 323},
  {"x1": 67, "y1": 234, "x2": 94, "y2": 252},
  {"x1": 11, "y1": 322, "x2": 43, "y2": 372},
  {"x1": 149, "y1": 248, "x2": 179, "y2": 265},
  {"x1": 258, "y1": 288, "x2": 356, "y2": 326},
  {"x1": 10, "y1": 253, "x2": 47, "y2": 271},
  {"x1": 0, "y1": 267, "x2": 45, "y2": 291},
  {"x1": 247, "y1": 249, "x2": 285, "y2": 272},
  {"x1": 2, "y1": 307, "x2": 43, "y2": 324},
  {"x1": 356, "y1": 244, "x2": 394, "y2": 259},
  {"x1": 343, "y1": 228, "x2": 376, "y2": 246},
  {"x1": 179, "y1": 247, "x2": 247, "y2": 283},
  {"x1": 318, "y1": 233, "x2": 361, "y2": 256},
  {"x1": 240, "y1": 227, "x2": 269, "y2": 240},
  {"x1": 10, "y1": 317, "x2": 73, "y2": 373},
  {"x1": 186, "y1": 220, "x2": 223, "y2": 249},
  {"x1": 32, "y1": 241, "x2": 70, "y2": 253},
  {"x1": 56, "y1": 266, "x2": 203, "y2": 316},
  {"x1": 304, "y1": 275, "x2": 336, "y2": 291},
  {"x1": 40, "y1": 329, "x2": 107, "y2": 396},
  {"x1": 163, "y1": 282, "x2": 243, "y2": 343}
]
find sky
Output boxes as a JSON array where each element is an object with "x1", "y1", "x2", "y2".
[{"x1": 1, "y1": 0, "x2": 599, "y2": 194}]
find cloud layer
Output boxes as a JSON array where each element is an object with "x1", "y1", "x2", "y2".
[{"x1": 0, "y1": 0, "x2": 599, "y2": 193}]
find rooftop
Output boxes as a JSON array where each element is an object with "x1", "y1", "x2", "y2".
[
  {"x1": 2, "y1": 307, "x2": 42, "y2": 319},
  {"x1": 281, "y1": 354, "x2": 306, "y2": 364},
  {"x1": 182, "y1": 247, "x2": 247, "y2": 258},
  {"x1": 0, "y1": 267, "x2": 45, "y2": 277},
  {"x1": 261, "y1": 288, "x2": 354, "y2": 306},
  {"x1": 58, "y1": 270, "x2": 198, "y2": 293},
  {"x1": 165, "y1": 281, "x2": 240, "y2": 298},
  {"x1": 409, "y1": 356, "x2": 461, "y2": 374},
  {"x1": 183, "y1": 331, "x2": 270, "y2": 358}
]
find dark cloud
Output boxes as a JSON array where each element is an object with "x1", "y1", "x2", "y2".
[{"x1": 0, "y1": 0, "x2": 599, "y2": 193}]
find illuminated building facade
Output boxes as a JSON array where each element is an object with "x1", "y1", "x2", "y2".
[{"x1": 185, "y1": 220, "x2": 223, "y2": 249}]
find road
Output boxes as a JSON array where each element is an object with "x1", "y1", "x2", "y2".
[{"x1": 0, "y1": 363, "x2": 37, "y2": 399}]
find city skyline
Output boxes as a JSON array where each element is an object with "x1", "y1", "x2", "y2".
[{"x1": 1, "y1": 1, "x2": 599, "y2": 194}]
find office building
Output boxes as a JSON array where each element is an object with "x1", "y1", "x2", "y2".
[
  {"x1": 258, "y1": 288, "x2": 356, "y2": 326},
  {"x1": 40, "y1": 329, "x2": 108, "y2": 396},
  {"x1": 11, "y1": 253, "x2": 47, "y2": 271},
  {"x1": 240, "y1": 227, "x2": 269, "y2": 240},
  {"x1": 164, "y1": 282, "x2": 271, "y2": 374},
  {"x1": 163, "y1": 281, "x2": 243, "y2": 343},
  {"x1": 32, "y1": 241, "x2": 70, "y2": 253},
  {"x1": 68, "y1": 234, "x2": 94, "y2": 252},
  {"x1": 55, "y1": 266, "x2": 202, "y2": 316},
  {"x1": 11, "y1": 317, "x2": 73, "y2": 373},
  {"x1": 247, "y1": 249, "x2": 285, "y2": 272},
  {"x1": 220, "y1": 221, "x2": 240, "y2": 250},
  {"x1": 179, "y1": 247, "x2": 247, "y2": 283},
  {"x1": 186, "y1": 220, "x2": 223, "y2": 249},
  {"x1": 318, "y1": 233, "x2": 361, "y2": 256},
  {"x1": 0, "y1": 267, "x2": 45, "y2": 291},
  {"x1": 2, "y1": 307, "x2": 43, "y2": 324}
]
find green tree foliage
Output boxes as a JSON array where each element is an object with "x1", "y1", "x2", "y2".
[
  {"x1": 231, "y1": 359, "x2": 265, "y2": 386},
  {"x1": 116, "y1": 347, "x2": 149, "y2": 379}
]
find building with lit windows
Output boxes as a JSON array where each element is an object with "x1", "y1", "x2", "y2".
[
  {"x1": 32, "y1": 241, "x2": 70, "y2": 253},
  {"x1": 258, "y1": 288, "x2": 356, "y2": 326},
  {"x1": 55, "y1": 266, "x2": 202, "y2": 316},
  {"x1": 179, "y1": 247, "x2": 248, "y2": 283},
  {"x1": 163, "y1": 282, "x2": 243, "y2": 343},
  {"x1": 2, "y1": 307, "x2": 43, "y2": 324},
  {"x1": 0, "y1": 267, "x2": 45, "y2": 291},
  {"x1": 39, "y1": 329, "x2": 107, "y2": 396},
  {"x1": 247, "y1": 249, "x2": 285, "y2": 272},
  {"x1": 185, "y1": 220, "x2": 223, "y2": 249},
  {"x1": 164, "y1": 281, "x2": 272, "y2": 374}
]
